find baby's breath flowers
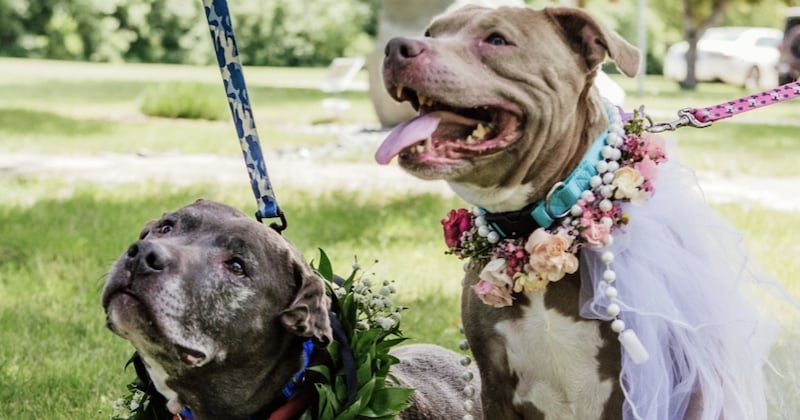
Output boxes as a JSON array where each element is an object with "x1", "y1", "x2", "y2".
[
  {"x1": 308, "y1": 251, "x2": 413, "y2": 419},
  {"x1": 107, "y1": 382, "x2": 151, "y2": 420}
]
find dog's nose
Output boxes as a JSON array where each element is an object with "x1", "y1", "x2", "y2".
[
  {"x1": 385, "y1": 37, "x2": 427, "y2": 62},
  {"x1": 125, "y1": 240, "x2": 171, "y2": 275}
]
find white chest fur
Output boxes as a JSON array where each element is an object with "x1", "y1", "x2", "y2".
[
  {"x1": 141, "y1": 355, "x2": 181, "y2": 412},
  {"x1": 494, "y1": 292, "x2": 614, "y2": 419}
]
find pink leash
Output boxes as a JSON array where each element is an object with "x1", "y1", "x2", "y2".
[{"x1": 646, "y1": 80, "x2": 800, "y2": 133}]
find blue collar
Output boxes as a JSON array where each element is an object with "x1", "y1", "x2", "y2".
[
  {"x1": 178, "y1": 339, "x2": 315, "y2": 420},
  {"x1": 485, "y1": 113, "x2": 612, "y2": 237}
]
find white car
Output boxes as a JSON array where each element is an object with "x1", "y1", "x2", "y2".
[{"x1": 662, "y1": 27, "x2": 783, "y2": 89}]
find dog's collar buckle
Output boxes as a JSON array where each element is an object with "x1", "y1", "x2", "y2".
[{"x1": 484, "y1": 126, "x2": 610, "y2": 239}]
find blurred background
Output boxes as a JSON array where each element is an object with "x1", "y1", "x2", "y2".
[{"x1": 1, "y1": 0, "x2": 799, "y2": 418}]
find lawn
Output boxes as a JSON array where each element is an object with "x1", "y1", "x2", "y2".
[
  {"x1": 3, "y1": 58, "x2": 800, "y2": 174},
  {"x1": 1, "y1": 58, "x2": 799, "y2": 418}
]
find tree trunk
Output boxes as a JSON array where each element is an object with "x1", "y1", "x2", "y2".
[
  {"x1": 681, "y1": 29, "x2": 699, "y2": 90},
  {"x1": 679, "y1": 0, "x2": 730, "y2": 90}
]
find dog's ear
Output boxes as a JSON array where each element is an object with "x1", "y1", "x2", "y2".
[
  {"x1": 280, "y1": 261, "x2": 333, "y2": 346},
  {"x1": 545, "y1": 7, "x2": 640, "y2": 77}
]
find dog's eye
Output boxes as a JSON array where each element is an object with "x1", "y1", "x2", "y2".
[
  {"x1": 226, "y1": 258, "x2": 246, "y2": 276},
  {"x1": 158, "y1": 223, "x2": 174, "y2": 235},
  {"x1": 486, "y1": 33, "x2": 508, "y2": 46}
]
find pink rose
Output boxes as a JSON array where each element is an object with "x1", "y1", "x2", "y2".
[
  {"x1": 636, "y1": 155, "x2": 659, "y2": 190},
  {"x1": 642, "y1": 132, "x2": 666, "y2": 161},
  {"x1": 442, "y1": 208, "x2": 472, "y2": 248},
  {"x1": 473, "y1": 279, "x2": 514, "y2": 307},
  {"x1": 524, "y1": 229, "x2": 579, "y2": 282},
  {"x1": 581, "y1": 220, "x2": 611, "y2": 248}
]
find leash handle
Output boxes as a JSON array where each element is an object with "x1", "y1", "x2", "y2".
[
  {"x1": 202, "y1": 0, "x2": 286, "y2": 231},
  {"x1": 646, "y1": 80, "x2": 800, "y2": 133}
]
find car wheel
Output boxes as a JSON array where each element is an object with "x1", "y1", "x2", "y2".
[{"x1": 744, "y1": 66, "x2": 760, "y2": 90}]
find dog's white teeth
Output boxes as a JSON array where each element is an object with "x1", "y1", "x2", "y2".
[
  {"x1": 396, "y1": 84, "x2": 404, "y2": 99},
  {"x1": 425, "y1": 137, "x2": 433, "y2": 150},
  {"x1": 418, "y1": 94, "x2": 434, "y2": 107},
  {"x1": 466, "y1": 135, "x2": 476, "y2": 144},
  {"x1": 471, "y1": 123, "x2": 490, "y2": 140},
  {"x1": 416, "y1": 144, "x2": 425, "y2": 153}
]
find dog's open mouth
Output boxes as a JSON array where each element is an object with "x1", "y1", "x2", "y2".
[{"x1": 375, "y1": 85, "x2": 523, "y2": 165}]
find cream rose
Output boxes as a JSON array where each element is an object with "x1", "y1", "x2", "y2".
[
  {"x1": 525, "y1": 228, "x2": 579, "y2": 282},
  {"x1": 479, "y1": 258, "x2": 513, "y2": 287},
  {"x1": 512, "y1": 272, "x2": 548, "y2": 293},
  {"x1": 612, "y1": 167, "x2": 647, "y2": 203}
]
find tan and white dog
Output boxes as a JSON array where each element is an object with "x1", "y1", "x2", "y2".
[{"x1": 376, "y1": 5, "x2": 785, "y2": 420}]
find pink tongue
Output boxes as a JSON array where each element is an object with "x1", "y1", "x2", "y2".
[{"x1": 375, "y1": 114, "x2": 441, "y2": 165}]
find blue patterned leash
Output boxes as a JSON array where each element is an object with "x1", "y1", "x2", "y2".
[{"x1": 202, "y1": 0, "x2": 287, "y2": 232}]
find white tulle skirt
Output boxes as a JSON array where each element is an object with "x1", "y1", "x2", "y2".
[{"x1": 579, "y1": 158, "x2": 799, "y2": 420}]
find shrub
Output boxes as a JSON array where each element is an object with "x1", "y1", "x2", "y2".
[{"x1": 139, "y1": 82, "x2": 228, "y2": 120}]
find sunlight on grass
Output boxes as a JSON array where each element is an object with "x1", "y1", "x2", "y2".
[
  {"x1": 671, "y1": 123, "x2": 800, "y2": 177},
  {"x1": 614, "y1": 74, "x2": 800, "y2": 122}
]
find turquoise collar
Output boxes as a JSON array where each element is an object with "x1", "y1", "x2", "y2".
[{"x1": 484, "y1": 107, "x2": 614, "y2": 237}]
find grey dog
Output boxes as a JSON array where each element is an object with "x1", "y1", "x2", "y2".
[{"x1": 102, "y1": 199, "x2": 481, "y2": 420}]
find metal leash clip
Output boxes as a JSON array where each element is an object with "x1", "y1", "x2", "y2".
[{"x1": 645, "y1": 108, "x2": 713, "y2": 133}]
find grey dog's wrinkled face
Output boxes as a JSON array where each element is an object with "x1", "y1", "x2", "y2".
[{"x1": 101, "y1": 200, "x2": 331, "y2": 387}]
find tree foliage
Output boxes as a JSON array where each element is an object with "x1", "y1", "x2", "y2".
[
  {"x1": 0, "y1": 0, "x2": 796, "y2": 71},
  {"x1": 0, "y1": 0, "x2": 377, "y2": 66}
]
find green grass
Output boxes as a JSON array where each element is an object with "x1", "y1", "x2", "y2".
[
  {"x1": 140, "y1": 83, "x2": 229, "y2": 120},
  {"x1": 0, "y1": 181, "x2": 465, "y2": 418},
  {"x1": 669, "y1": 122, "x2": 800, "y2": 177},
  {"x1": 615, "y1": 74, "x2": 800, "y2": 122},
  {"x1": 0, "y1": 57, "x2": 376, "y2": 156},
  {"x1": 0, "y1": 180, "x2": 798, "y2": 418}
]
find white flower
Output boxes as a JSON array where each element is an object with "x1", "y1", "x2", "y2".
[
  {"x1": 478, "y1": 258, "x2": 513, "y2": 287},
  {"x1": 333, "y1": 286, "x2": 347, "y2": 298},
  {"x1": 612, "y1": 167, "x2": 647, "y2": 203},
  {"x1": 376, "y1": 317, "x2": 395, "y2": 330}
]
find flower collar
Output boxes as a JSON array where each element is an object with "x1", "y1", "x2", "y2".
[{"x1": 442, "y1": 102, "x2": 665, "y2": 363}]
